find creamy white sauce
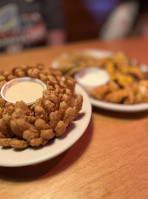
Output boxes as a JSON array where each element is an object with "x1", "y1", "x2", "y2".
[{"x1": 75, "y1": 68, "x2": 109, "y2": 88}]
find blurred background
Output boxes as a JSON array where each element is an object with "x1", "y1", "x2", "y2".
[
  {"x1": 63, "y1": 0, "x2": 148, "y2": 41},
  {"x1": 0, "y1": 0, "x2": 148, "y2": 53}
]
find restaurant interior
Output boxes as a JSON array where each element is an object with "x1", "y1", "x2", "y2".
[{"x1": 0, "y1": 1, "x2": 148, "y2": 199}]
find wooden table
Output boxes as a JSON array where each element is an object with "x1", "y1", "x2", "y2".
[{"x1": 0, "y1": 37, "x2": 148, "y2": 199}]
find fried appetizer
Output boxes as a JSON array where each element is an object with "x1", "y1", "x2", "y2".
[
  {"x1": 0, "y1": 64, "x2": 83, "y2": 149},
  {"x1": 91, "y1": 80, "x2": 148, "y2": 105}
]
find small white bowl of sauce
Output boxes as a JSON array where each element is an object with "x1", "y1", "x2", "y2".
[
  {"x1": 1, "y1": 77, "x2": 47, "y2": 105},
  {"x1": 74, "y1": 67, "x2": 109, "y2": 93}
]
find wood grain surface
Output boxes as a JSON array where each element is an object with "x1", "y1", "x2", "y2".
[{"x1": 0, "y1": 37, "x2": 148, "y2": 199}]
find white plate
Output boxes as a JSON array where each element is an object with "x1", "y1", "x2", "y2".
[
  {"x1": 52, "y1": 49, "x2": 148, "y2": 112},
  {"x1": 0, "y1": 84, "x2": 92, "y2": 167},
  {"x1": 90, "y1": 96, "x2": 148, "y2": 112},
  {"x1": 84, "y1": 50, "x2": 148, "y2": 112},
  {"x1": 86, "y1": 50, "x2": 148, "y2": 112}
]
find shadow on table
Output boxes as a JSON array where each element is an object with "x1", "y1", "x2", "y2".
[
  {"x1": 0, "y1": 118, "x2": 93, "y2": 182},
  {"x1": 93, "y1": 107, "x2": 148, "y2": 120}
]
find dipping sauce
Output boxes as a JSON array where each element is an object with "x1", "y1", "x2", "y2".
[
  {"x1": 1, "y1": 77, "x2": 46, "y2": 104},
  {"x1": 75, "y1": 67, "x2": 109, "y2": 92}
]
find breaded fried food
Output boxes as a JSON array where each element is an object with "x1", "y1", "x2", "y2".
[
  {"x1": 91, "y1": 80, "x2": 148, "y2": 104},
  {"x1": 104, "y1": 90, "x2": 128, "y2": 103},
  {"x1": 91, "y1": 81, "x2": 119, "y2": 100},
  {"x1": 0, "y1": 64, "x2": 83, "y2": 149}
]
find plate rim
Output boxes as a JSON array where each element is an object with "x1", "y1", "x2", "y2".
[{"x1": 90, "y1": 96, "x2": 148, "y2": 112}]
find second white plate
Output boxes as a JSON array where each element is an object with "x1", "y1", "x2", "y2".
[{"x1": 90, "y1": 96, "x2": 148, "y2": 112}]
